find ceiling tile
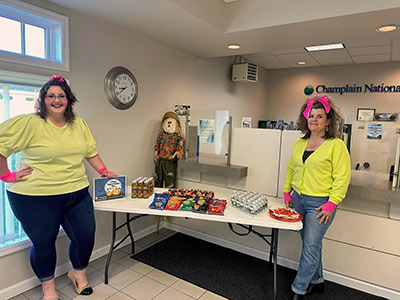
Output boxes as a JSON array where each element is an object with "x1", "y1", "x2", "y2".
[
  {"x1": 242, "y1": 53, "x2": 291, "y2": 70},
  {"x1": 347, "y1": 45, "x2": 390, "y2": 56},
  {"x1": 308, "y1": 49, "x2": 353, "y2": 65},
  {"x1": 273, "y1": 52, "x2": 313, "y2": 62},
  {"x1": 269, "y1": 48, "x2": 306, "y2": 55},
  {"x1": 352, "y1": 53, "x2": 391, "y2": 64}
]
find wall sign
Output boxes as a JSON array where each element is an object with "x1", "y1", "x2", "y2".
[{"x1": 304, "y1": 83, "x2": 400, "y2": 95}]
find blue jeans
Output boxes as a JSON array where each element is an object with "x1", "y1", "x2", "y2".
[
  {"x1": 291, "y1": 190, "x2": 337, "y2": 295},
  {"x1": 7, "y1": 187, "x2": 95, "y2": 282}
]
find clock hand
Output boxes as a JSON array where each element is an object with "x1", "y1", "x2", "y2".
[{"x1": 117, "y1": 87, "x2": 127, "y2": 95}]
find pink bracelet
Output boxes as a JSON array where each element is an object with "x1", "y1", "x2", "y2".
[
  {"x1": 321, "y1": 201, "x2": 337, "y2": 212},
  {"x1": 97, "y1": 167, "x2": 107, "y2": 175},
  {"x1": 283, "y1": 192, "x2": 292, "y2": 202},
  {"x1": 0, "y1": 170, "x2": 17, "y2": 183}
]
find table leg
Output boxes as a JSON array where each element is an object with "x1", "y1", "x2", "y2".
[
  {"x1": 126, "y1": 213, "x2": 135, "y2": 254},
  {"x1": 268, "y1": 229, "x2": 275, "y2": 271},
  {"x1": 228, "y1": 223, "x2": 280, "y2": 299},
  {"x1": 104, "y1": 212, "x2": 116, "y2": 284},
  {"x1": 272, "y1": 228, "x2": 279, "y2": 300}
]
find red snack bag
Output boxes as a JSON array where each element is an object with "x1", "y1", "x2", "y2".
[
  {"x1": 165, "y1": 196, "x2": 184, "y2": 210},
  {"x1": 208, "y1": 198, "x2": 227, "y2": 215}
]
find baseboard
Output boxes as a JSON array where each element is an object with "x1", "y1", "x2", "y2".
[
  {"x1": 0, "y1": 223, "x2": 158, "y2": 300},
  {"x1": 164, "y1": 222, "x2": 400, "y2": 300}
]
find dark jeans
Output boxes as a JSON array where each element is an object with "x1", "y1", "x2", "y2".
[{"x1": 7, "y1": 187, "x2": 95, "y2": 282}]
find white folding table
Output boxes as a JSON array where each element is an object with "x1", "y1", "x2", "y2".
[{"x1": 94, "y1": 188, "x2": 302, "y2": 300}]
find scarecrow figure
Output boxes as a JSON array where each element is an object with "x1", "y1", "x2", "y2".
[{"x1": 154, "y1": 111, "x2": 184, "y2": 188}]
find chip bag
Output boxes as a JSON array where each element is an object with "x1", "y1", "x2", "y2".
[
  {"x1": 165, "y1": 196, "x2": 184, "y2": 211},
  {"x1": 149, "y1": 193, "x2": 169, "y2": 210},
  {"x1": 179, "y1": 198, "x2": 195, "y2": 211},
  {"x1": 192, "y1": 196, "x2": 209, "y2": 213},
  {"x1": 208, "y1": 198, "x2": 227, "y2": 215}
]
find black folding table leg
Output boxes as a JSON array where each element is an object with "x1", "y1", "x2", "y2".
[
  {"x1": 104, "y1": 212, "x2": 116, "y2": 284},
  {"x1": 125, "y1": 213, "x2": 135, "y2": 254},
  {"x1": 272, "y1": 228, "x2": 279, "y2": 300}
]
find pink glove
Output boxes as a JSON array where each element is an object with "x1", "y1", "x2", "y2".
[
  {"x1": 283, "y1": 192, "x2": 292, "y2": 202},
  {"x1": 320, "y1": 201, "x2": 337, "y2": 212},
  {"x1": 0, "y1": 170, "x2": 17, "y2": 183}
]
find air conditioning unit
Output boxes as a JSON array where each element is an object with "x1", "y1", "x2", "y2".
[{"x1": 232, "y1": 62, "x2": 258, "y2": 82}]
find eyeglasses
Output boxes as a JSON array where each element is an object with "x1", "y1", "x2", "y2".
[{"x1": 45, "y1": 94, "x2": 66, "y2": 100}]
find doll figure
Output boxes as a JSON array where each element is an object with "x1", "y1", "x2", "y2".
[{"x1": 154, "y1": 111, "x2": 184, "y2": 188}]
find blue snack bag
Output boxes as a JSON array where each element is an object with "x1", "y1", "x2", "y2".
[{"x1": 149, "y1": 193, "x2": 169, "y2": 210}]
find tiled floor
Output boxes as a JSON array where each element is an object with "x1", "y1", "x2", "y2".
[{"x1": 9, "y1": 229, "x2": 227, "y2": 300}]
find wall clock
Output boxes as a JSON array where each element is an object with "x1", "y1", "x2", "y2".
[{"x1": 104, "y1": 66, "x2": 138, "y2": 110}]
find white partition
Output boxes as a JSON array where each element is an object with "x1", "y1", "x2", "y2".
[
  {"x1": 228, "y1": 128, "x2": 281, "y2": 196},
  {"x1": 277, "y1": 130, "x2": 303, "y2": 198}
]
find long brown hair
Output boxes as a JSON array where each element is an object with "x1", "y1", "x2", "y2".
[
  {"x1": 296, "y1": 94, "x2": 342, "y2": 139},
  {"x1": 35, "y1": 76, "x2": 77, "y2": 124}
]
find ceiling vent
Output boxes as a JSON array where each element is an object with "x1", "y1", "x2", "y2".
[{"x1": 232, "y1": 62, "x2": 258, "y2": 82}]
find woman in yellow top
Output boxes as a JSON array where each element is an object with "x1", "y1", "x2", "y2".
[
  {"x1": 0, "y1": 76, "x2": 116, "y2": 300},
  {"x1": 283, "y1": 95, "x2": 350, "y2": 300}
]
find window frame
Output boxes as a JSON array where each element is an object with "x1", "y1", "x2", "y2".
[{"x1": 0, "y1": 0, "x2": 70, "y2": 71}]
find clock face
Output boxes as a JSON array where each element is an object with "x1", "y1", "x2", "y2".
[
  {"x1": 104, "y1": 67, "x2": 138, "y2": 110},
  {"x1": 114, "y1": 73, "x2": 136, "y2": 104}
]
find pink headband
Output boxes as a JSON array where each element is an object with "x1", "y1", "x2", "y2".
[
  {"x1": 49, "y1": 75, "x2": 65, "y2": 83},
  {"x1": 302, "y1": 95, "x2": 331, "y2": 119}
]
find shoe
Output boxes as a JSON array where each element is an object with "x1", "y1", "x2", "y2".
[
  {"x1": 292, "y1": 292, "x2": 304, "y2": 300},
  {"x1": 306, "y1": 282, "x2": 325, "y2": 295},
  {"x1": 67, "y1": 270, "x2": 93, "y2": 295}
]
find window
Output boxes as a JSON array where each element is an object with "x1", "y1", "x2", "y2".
[
  {"x1": 0, "y1": 0, "x2": 69, "y2": 71},
  {"x1": 0, "y1": 71, "x2": 48, "y2": 255}
]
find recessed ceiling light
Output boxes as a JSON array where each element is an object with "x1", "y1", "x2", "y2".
[
  {"x1": 227, "y1": 44, "x2": 241, "y2": 50},
  {"x1": 297, "y1": 61, "x2": 306, "y2": 65},
  {"x1": 376, "y1": 24, "x2": 399, "y2": 32},
  {"x1": 305, "y1": 43, "x2": 345, "y2": 52}
]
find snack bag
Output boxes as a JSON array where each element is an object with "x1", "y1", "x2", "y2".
[
  {"x1": 208, "y1": 198, "x2": 227, "y2": 215},
  {"x1": 165, "y1": 196, "x2": 184, "y2": 211},
  {"x1": 149, "y1": 193, "x2": 169, "y2": 210},
  {"x1": 204, "y1": 190, "x2": 215, "y2": 200},
  {"x1": 179, "y1": 198, "x2": 195, "y2": 211},
  {"x1": 192, "y1": 196, "x2": 209, "y2": 213}
]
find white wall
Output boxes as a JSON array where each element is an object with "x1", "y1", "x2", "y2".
[{"x1": 0, "y1": 0, "x2": 270, "y2": 295}]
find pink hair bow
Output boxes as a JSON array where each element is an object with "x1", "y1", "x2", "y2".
[
  {"x1": 49, "y1": 75, "x2": 65, "y2": 83},
  {"x1": 302, "y1": 95, "x2": 331, "y2": 119}
]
